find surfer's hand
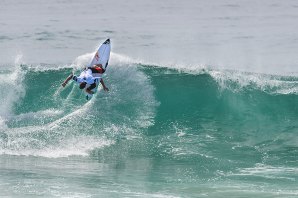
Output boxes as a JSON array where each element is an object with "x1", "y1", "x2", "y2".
[{"x1": 103, "y1": 87, "x2": 109, "y2": 92}]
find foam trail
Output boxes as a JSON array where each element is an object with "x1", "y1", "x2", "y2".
[{"x1": 0, "y1": 53, "x2": 159, "y2": 158}]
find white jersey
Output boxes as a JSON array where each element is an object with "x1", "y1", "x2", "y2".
[{"x1": 73, "y1": 69, "x2": 96, "y2": 84}]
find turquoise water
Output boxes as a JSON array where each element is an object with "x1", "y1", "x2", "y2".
[
  {"x1": 1, "y1": 0, "x2": 298, "y2": 197},
  {"x1": 1, "y1": 64, "x2": 297, "y2": 197}
]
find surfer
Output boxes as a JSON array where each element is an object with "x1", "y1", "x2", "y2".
[
  {"x1": 85, "y1": 64, "x2": 109, "y2": 93},
  {"x1": 62, "y1": 38, "x2": 111, "y2": 99},
  {"x1": 62, "y1": 64, "x2": 109, "y2": 94}
]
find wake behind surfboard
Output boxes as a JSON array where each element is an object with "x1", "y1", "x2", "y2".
[{"x1": 85, "y1": 39, "x2": 111, "y2": 100}]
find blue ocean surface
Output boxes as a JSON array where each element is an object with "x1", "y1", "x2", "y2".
[{"x1": 1, "y1": 0, "x2": 298, "y2": 197}]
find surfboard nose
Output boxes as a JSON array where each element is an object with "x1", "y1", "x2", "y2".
[{"x1": 104, "y1": 38, "x2": 110, "y2": 44}]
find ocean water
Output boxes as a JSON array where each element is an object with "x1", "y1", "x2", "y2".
[{"x1": 1, "y1": 0, "x2": 298, "y2": 197}]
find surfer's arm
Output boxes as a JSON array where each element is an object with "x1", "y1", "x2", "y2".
[
  {"x1": 62, "y1": 74, "x2": 73, "y2": 87},
  {"x1": 100, "y1": 79, "x2": 109, "y2": 91}
]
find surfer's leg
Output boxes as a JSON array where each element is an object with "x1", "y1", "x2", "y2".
[{"x1": 86, "y1": 83, "x2": 96, "y2": 92}]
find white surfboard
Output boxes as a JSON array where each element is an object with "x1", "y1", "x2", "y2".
[
  {"x1": 85, "y1": 39, "x2": 111, "y2": 100},
  {"x1": 88, "y1": 38, "x2": 111, "y2": 70}
]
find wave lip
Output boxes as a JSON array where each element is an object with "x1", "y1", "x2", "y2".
[{"x1": 208, "y1": 69, "x2": 298, "y2": 94}]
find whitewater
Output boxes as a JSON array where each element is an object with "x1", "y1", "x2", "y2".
[{"x1": 1, "y1": 0, "x2": 298, "y2": 197}]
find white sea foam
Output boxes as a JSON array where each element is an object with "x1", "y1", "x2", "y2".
[
  {"x1": 209, "y1": 69, "x2": 298, "y2": 94},
  {"x1": 0, "y1": 55, "x2": 26, "y2": 117},
  {"x1": 229, "y1": 163, "x2": 298, "y2": 181},
  {"x1": 0, "y1": 52, "x2": 158, "y2": 158},
  {"x1": 11, "y1": 109, "x2": 63, "y2": 120},
  {"x1": 1, "y1": 136, "x2": 114, "y2": 158}
]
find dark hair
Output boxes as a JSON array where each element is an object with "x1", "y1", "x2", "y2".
[{"x1": 79, "y1": 82, "x2": 87, "y2": 89}]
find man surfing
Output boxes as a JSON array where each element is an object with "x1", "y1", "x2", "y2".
[
  {"x1": 62, "y1": 64, "x2": 109, "y2": 95},
  {"x1": 62, "y1": 38, "x2": 111, "y2": 99}
]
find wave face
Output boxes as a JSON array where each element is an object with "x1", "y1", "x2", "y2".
[{"x1": 0, "y1": 60, "x2": 298, "y2": 196}]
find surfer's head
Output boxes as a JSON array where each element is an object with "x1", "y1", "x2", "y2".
[
  {"x1": 93, "y1": 64, "x2": 105, "y2": 73},
  {"x1": 100, "y1": 68, "x2": 105, "y2": 73},
  {"x1": 97, "y1": 66, "x2": 105, "y2": 73},
  {"x1": 79, "y1": 82, "x2": 87, "y2": 89}
]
